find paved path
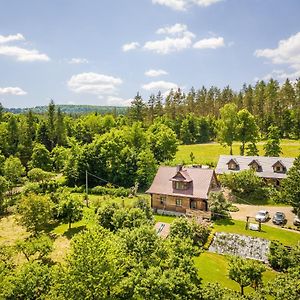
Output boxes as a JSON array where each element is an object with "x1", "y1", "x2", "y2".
[{"x1": 230, "y1": 204, "x2": 297, "y2": 228}]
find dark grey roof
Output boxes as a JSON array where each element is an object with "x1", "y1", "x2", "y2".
[
  {"x1": 146, "y1": 166, "x2": 215, "y2": 199},
  {"x1": 215, "y1": 155, "x2": 295, "y2": 179}
]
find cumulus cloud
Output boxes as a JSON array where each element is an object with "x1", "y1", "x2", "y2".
[
  {"x1": 122, "y1": 42, "x2": 140, "y2": 52},
  {"x1": 152, "y1": 0, "x2": 223, "y2": 11},
  {"x1": 0, "y1": 33, "x2": 25, "y2": 44},
  {"x1": 255, "y1": 32, "x2": 300, "y2": 80},
  {"x1": 0, "y1": 87, "x2": 27, "y2": 96},
  {"x1": 142, "y1": 80, "x2": 179, "y2": 91},
  {"x1": 193, "y1": 37, "x2": 225, "y2": 49},
  {"x1": 145, "y1": 69, "x2": 168, "y2": 77},
  {"x1": 0, "y1": 46, "x2": 50, "y2": 62},
  {"x1": 0, "y1": 33, "x2": 50, "y2": 62},
  {"x1": 144, "y1": 23, "x2": 195, "y2": 54},
  {"x1": 67, "y1": 72, "x2": 123, "y2": 96},
  {"x1": 68, "y1": 57, "x2": 89, "y2": 64}
]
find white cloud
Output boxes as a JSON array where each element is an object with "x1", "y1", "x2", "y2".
[
  {"x1": 193, "y1": 36, "x2": 225, "y2": 49},
  {"x1": 255, "y1": 32, "x2": 300, "y2": 81},
  {"x1": 144, "y1": 23, "x2": 195, "y2": 54},
  {"x1": 0, "y1": 45, "x2": 50, "y2": 62},
  {"x1": 193, "y1": 0, "x2": 223, "y2": 7},
  {"x1": 0, "y1": 33, "x2": 25, "y2": 44},
  {"x1": 0, "y1": 87, "x2": 27, "y2": 96},
  {"x1": 122, "y1": 42, "x2": 140, "y2": 52},
  {"x1": 156, "y1": 23, "x2": 188, "y2": 35},
  {"x1": 67, "y1": 72, "x2": 123, "y2": 96},
  {"x1": 68, "y1": 57, "x2": 89, "y2": 64},
  {"x1": 107, "y1": 96, "x2": 132, "y2": 106},
  {"x1": 145, "y1": 69, "x2": 168, "y2": 77},
  {"x1": 142, "y1": 80, "x2": 179, "y2": 91},
  {"x1": 255, "y1": 32, "x2": 300, "y2": 69},
  {"x1": 152, "y1": 0, "x2": 223, "y2": 11},
  {"x1": 0, "y1": 33, "x2": 50, "y2": 62}
]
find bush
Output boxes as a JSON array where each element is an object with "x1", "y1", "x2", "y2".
[
  {"x1": 228, "y1": 205, "x2": 239, "y2": 212},
  {"x1": 90, "y1": 185, "x2": 130, "y2": 197},
  {"x1": 23, "y1": 182, "x2": 42, "y2": 195},
  {"x1": 170, "y1": 217, "x2": 211, "y2": 247}
]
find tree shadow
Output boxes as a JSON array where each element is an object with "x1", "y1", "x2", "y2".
[
  {"x1": 63, "y1": 226, "x2": 86, "y2": 239},
  {"x1": 213, "y1": 218, "x2": 235, "y2": 226}
]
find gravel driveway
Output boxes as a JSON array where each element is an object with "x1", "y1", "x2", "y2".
[{"x1": 230, "y1": 204, "x2": 298, "y2": 228}]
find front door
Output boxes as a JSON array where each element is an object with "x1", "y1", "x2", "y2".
[{"x1": 190, "y1": 200, "x2": 197, "y2": 209}]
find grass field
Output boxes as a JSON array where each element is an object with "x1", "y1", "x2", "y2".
[
  {"x1": 174, "y1": 139, "x2": 300, "y2": 165},
  {"x1": 213, "y1": 219, "x2": 300, "y2": 246},
  {"x1": 194, "y1": 252, "x2": 277, "y2": 293}
]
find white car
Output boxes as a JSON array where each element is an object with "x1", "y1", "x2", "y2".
[{"x1": 255, "y1": 210, "x2": 269, "y2": 222}]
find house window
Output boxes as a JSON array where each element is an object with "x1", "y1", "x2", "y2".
[
  {"x1": 160, "y1": 196, "x2": 166, "y2": 205},
  {"x1": 228, "y1": 163, "x2": 237, "y2": 170},
  {"x1": 176, "y1": 199, "x2": 182, "y2": 207},
  {"x1": 174, "y1": 181, "x2": 188, "y2": 190},
  {"x1": 275, "y1": 166, "x2": 281, "y2": 172}
]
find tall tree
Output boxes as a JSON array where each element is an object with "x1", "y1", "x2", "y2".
[
  {"x1": 47, "y1": 100, "x2": 56, "y2": 150},
  {"x1": 217, "y1": 103, "x2": 238, "y2": 155},
  {"x1": 264, "y1": 125, "x2": 282, "y2": 157},
  {"x1": 55, "y1": 107, "x2": 66, "y2": 146},
  {"x1": 282, "y1": 156, "x2": 300, "y2": 216},
  {"x1": 236, "y1": 109, "x2": 259, "y2": 155},
  {"x1": 129, "y1": 92, "x2": 146, "y2": 122}
]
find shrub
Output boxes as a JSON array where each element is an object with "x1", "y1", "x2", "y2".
[{"x1": 90, "y1": 185, "x2": 130, "y2": 197}]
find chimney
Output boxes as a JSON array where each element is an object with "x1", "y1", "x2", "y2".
[{"x1": 176, "y1": 164, "x2": 183, "y2": 172}]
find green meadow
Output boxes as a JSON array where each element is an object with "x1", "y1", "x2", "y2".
[{"x1": 174, "y1": 140, "x2": 300, "y2": 165}]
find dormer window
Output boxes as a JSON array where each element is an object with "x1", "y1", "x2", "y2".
[
  {"x1": 272, "y1": 160, "x2": 286, "y2": 173},
  {"x1": 248, "y1": 159, "x2": 262, "y2": 172},
  {"x1": 227, "y1": 158, "x2": 239, "y2": 170},
  {"x1": 170, "y1": 166, "x2": 192, "y2": 190}
]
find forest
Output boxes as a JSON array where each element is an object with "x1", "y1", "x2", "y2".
[{"x1": 0, "y1": 78, "x2": 299, "y2": 190}]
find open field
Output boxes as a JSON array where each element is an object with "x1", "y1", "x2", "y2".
[
  {"x1": 194, "y1": 252, "x2": 277, "y2": 293},
  {"x1": 174, "y1": 139, "x2": 300, "y2": 165}
]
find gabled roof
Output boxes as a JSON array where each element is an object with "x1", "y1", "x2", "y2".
[
  {"x1": 248, "y1": 159, "x2": 261, "y2": 167},
  {"x1": 216, "y1": 155, "x2": 295, "y2": 179},
  {"x1": 226, "y1": 158, "x2": 239, "y2": 165},
  {"x1": 271, "y1": 160, "x2": 286, "y2": 168},
  {"x1": 146, "y1": 166, "x2": 216, "y2": 199},
  {"x1": 170, "y1": 170, "x2": 193, "y2": 182}
]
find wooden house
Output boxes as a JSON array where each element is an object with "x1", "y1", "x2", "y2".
[
  {"x1": 146, "y1": 165, "x2": 220, "y2": 216},
  {"x1": 215, "y1": 155, "x2": 294, "y2": 186}
]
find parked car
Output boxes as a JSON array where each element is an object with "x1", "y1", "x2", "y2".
[
  {"x1": 272, "y1": 212, "x2": 286, "y2": 225},
  {"x1": 255, "y1": 210, "x2": 269, "y2": 222},
  {"x1": 293, "y1": 215, "x2": 300, "y2": 226}
]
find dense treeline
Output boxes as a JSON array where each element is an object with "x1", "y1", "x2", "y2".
[
  {"x1": 5, "y1": 104, "x2": 127, "y2": 115},
  {"x1": 0, "y1": 78, "x2": 299, "y2": 190},
  {"x1": 130, "y1": 78, "x2": 300, "y2": 141}
]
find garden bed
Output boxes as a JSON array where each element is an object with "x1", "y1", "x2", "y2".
[{"x1": 208, "y1": 232, "x2": 270, "y2": 263}]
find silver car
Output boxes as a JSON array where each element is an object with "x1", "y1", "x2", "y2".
[{"x1": 255, "y1": 210, "x2": 269, "y2": 222}]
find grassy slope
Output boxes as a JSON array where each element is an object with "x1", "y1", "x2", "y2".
[
  {"x1": 194, "y1": 252, "x2": 277, "y2": 293},
  {"x1": 174, "y1": 140, "x2": 300, "y2": 165}
]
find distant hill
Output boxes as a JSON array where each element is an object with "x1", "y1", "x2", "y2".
[{"x1": 5, "y1": 104, "x2": 128, "y2": 115}]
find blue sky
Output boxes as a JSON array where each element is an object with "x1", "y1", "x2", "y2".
[{"x1": 0, "y1": 0, "x2": 300, "y2": 108}]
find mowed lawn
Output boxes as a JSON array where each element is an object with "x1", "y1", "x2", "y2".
[
  {"x1": 194, "y1": 252, "x2": 277, "y2": 293},
  {"x1": 174, "y1": 140, "x2": 300, "y2": 165}
]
